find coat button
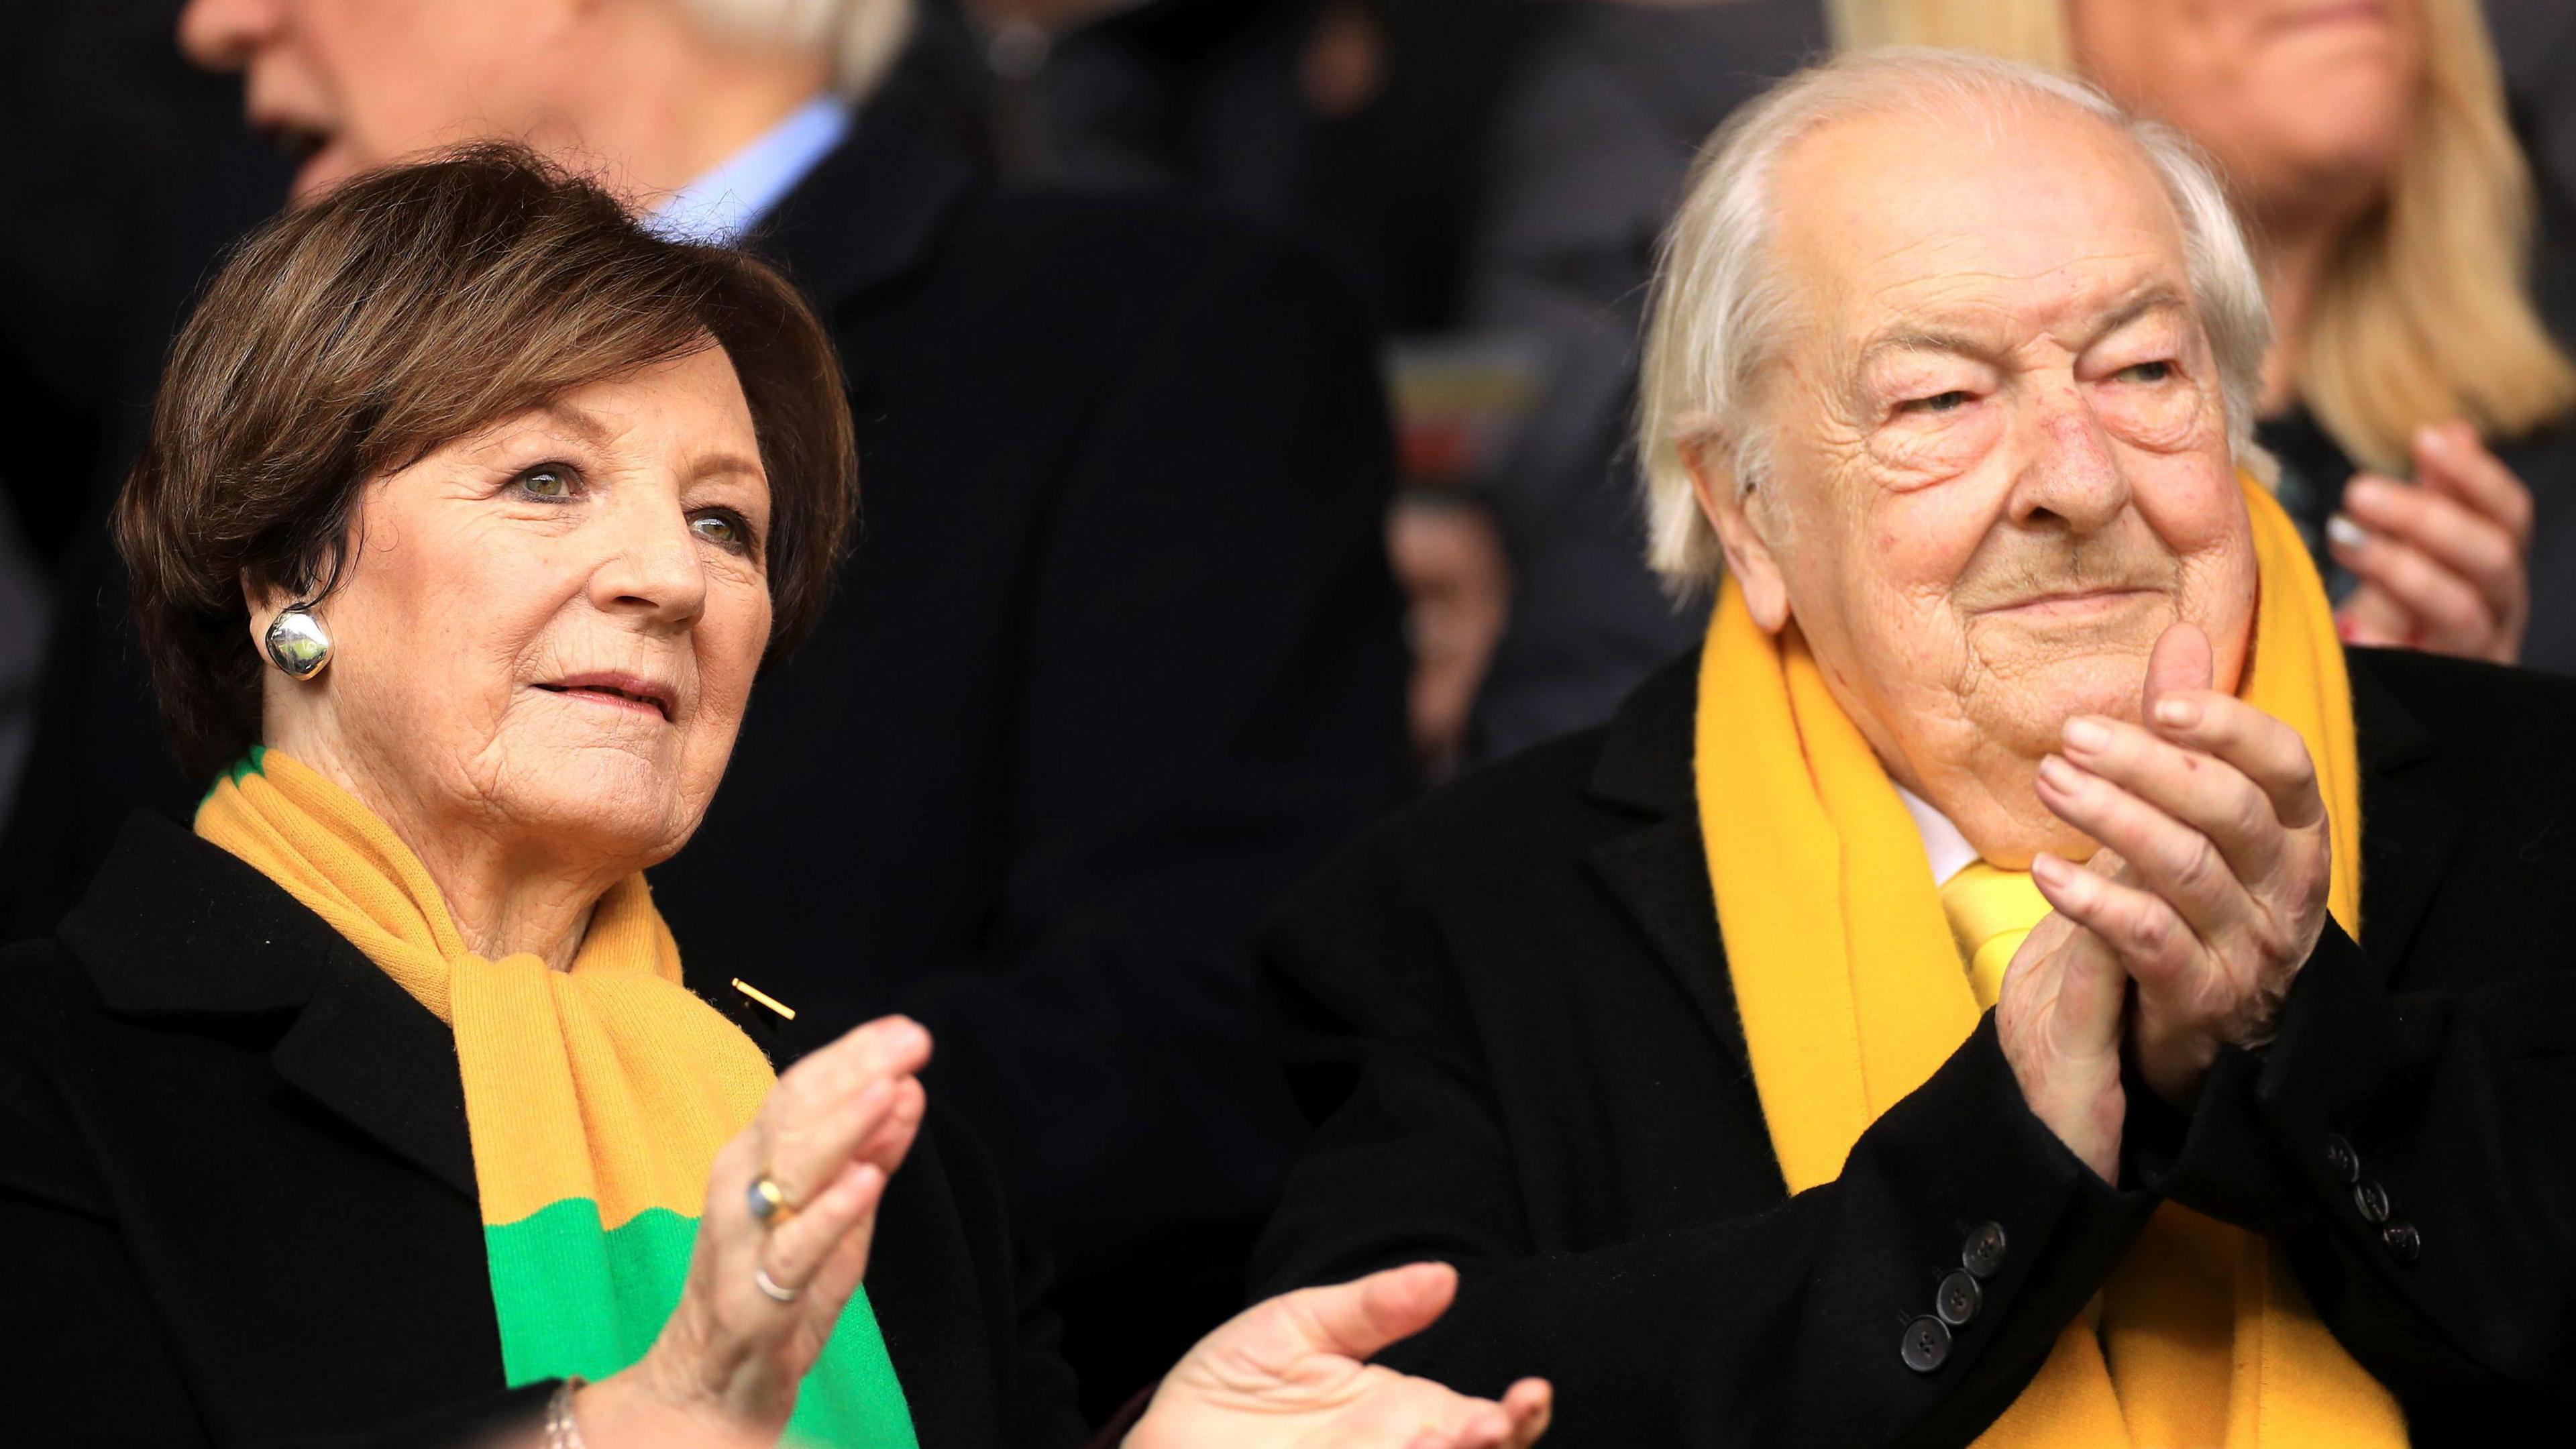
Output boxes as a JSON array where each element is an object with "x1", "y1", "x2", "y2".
[
  {"x1": 2382, "y1": 1220, "x2": 2422, "y2": 1263},
  {"x1": 1935, "y1": 1270, "x2": 1982, "y2": 1326},
  {"x1": 1962, "y1": 1221, "x2": 2008, "y2": 1279},
  {"x1": 1901, "y1": 1315, "x2": 1953, "y2": 1373},
  {"x1": 2323, "y1": 1134, "x2": 2360, "y2": 1184},
  {"x1": 2353, "y1": 1179, "x2": 2392, "y2": 1224}
]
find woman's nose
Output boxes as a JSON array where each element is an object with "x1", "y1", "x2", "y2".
[
  {"x1": 178, "y1": 0, "x2": 280, "y2": 71},
  {"x1": 590, "y1": 507, "x2": 710, "y2": 627}
]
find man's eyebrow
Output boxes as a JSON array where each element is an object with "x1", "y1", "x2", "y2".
[{"x1": 1854, "y1": 285, "x2": 2193, "y2": 371}]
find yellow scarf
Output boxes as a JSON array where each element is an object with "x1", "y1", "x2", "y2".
[
  {"x1": 197, "y1": 749, "x2": 915, "y2": 1447},
  {"x1": 1693, "y1": 474, "x2": 2402, "y2": 1446}
]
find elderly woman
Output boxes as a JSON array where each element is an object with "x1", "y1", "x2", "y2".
[
  {"x1": 1248, "y1": 50, "x2": 2576, "y2": 1447},
  {"x1": 0, "y1": 149, "x2": 1550, "y2": 1449},
  {"x1": 1831, "y1": 0, "x2": 2576, "y2": 671}
]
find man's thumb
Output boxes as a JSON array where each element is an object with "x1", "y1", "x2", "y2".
[{"x1": 2145, "y1": 621, "x2": 2214, "y2": 714}]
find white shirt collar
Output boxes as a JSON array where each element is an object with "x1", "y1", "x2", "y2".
[{"x1": 1894, "y1": 781, "x2": 1981, "y2": 887}]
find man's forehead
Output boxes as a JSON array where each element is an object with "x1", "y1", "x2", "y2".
[{"x1": 1774, "y1": 103, "x2": 2192, "y2": 339}]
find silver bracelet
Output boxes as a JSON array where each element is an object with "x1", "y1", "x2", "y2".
[{"x1": 543, "y1": 1377, "x2": 588, "y2": 1449}]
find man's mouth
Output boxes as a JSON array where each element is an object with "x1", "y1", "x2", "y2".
[
  {"x1": 535, "y1": 674, "x2": 677, "y2": 722},
  {"x1": 1980, "y1": 587, "x2": 2163, "y2": 621}
]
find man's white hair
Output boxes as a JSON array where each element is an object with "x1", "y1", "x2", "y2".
[
  {"x1": 1633, "y1": 48, "x2": 2272, "y2": 596},
  {"x1": 682, "y1": 0, "x2": 917, "y2": 99}
]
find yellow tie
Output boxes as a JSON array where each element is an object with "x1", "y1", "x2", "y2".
[{"x1": 1937, "y1": 861, "x2": 2050, "y2": 1010}]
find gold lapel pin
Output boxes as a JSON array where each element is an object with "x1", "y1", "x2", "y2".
[{"x1": 731, "y1": 979, "x2": 797, "y2": 1022}]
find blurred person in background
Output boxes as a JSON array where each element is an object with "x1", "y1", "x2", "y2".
[
  {"x1": 0, "y1": 147, "x2": 1553, "y2": 1449},
  {"x1": 3, "y1": 0, "x2": 1411, "y2": 1415},
  {"x1": 1833, "y1": 0, "x2": 2576, "y2": 672}
]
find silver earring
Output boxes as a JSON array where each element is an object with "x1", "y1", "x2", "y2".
[{"x1": 264, "y1": 606, "x2": 333, "y2": 680}]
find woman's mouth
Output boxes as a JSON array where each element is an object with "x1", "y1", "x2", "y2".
[{"x1": 535, "y1": 675, "x2": 676, "y2": 721}]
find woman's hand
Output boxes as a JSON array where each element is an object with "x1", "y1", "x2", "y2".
[
  {"x1": 1126, "y1": 1263, "x2": 1551, "y2": 1449},
  {"x1": 2330, "y1": 419, "x2": 2532, "y2": 663},
  {"x1": 575, "y1": 1016, "x2": 933, "y2": 1445}
]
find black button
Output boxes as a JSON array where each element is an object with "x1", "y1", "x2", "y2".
[
  {"x1": 2382, "y1": 1220, "x2": 2421, "y2": 1263},
  {"x1": 2324, "y1": 1134, "x2": 2360, "y2": 1184},
  {"x1": 1935, "y1": 1270, "x2": 1982, "y2": 1326},
  {"x1": 2353, "y1": 1179, "x2": 2392, "y2": 1224},
  {"x1": 1901, "y1": 1315, "x2": 1953, "y2": 1373},
  {"x1": 1963, "y1": 1221, "x2": 2008, "y2": 1279}
]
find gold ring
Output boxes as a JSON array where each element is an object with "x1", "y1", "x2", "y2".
[{"x1": 747, "y1": 1175, "x2": 793, "y2": 1226}]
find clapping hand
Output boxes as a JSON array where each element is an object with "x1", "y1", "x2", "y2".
[
  {"x1": 2330, "y1": 419, "x2": 2531, "y2": 663},
  {"x1": 1128, "y1": 1263, "x2": 1552, "y2": 1449},
  {"x1": 2024, "y1": 624, "x2": 2332, "y2": 1107},
  {"x1": 576, "y1": 1015, "x2": 932, "y2": 1444}
]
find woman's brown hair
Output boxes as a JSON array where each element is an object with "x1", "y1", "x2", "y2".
[{"x1": 117, "y1": 143, "x2": 857, "y2": 779}]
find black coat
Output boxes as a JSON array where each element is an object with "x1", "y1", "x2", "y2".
[
  {"x1": 1249, "y1": 646, "x2": 2576, "y2": 1448},
  {"x1": 1, "y1": 111, "x2": 1412, "y2": 1409},
  {"x1": 0, "y1": 814, "x2": 1092, "y2": 1449}
]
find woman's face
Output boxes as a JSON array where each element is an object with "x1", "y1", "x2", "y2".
[
  {"x1": 257, "y1": 346, "x2": 774, "y2": 875},
  {"x1": 2070, "y1": 0, "x2": 2426, "y2": 220}
]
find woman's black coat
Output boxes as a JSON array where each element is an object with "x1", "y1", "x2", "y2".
[
  {"x1": 1249, "y1": 645, "x2": 2576, "y2": 1448},
  {"x1": 0, "y1": 815, "x2": 1091, "y2": 1449}
]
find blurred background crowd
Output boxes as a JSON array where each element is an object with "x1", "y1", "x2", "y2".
[{"x1": 3, "y1": 0, "x2": 2573, "y2": 1425}]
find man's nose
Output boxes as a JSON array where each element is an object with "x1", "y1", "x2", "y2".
[
  {"x1": 178, "y1": 0, "x2": 280, "y2": 72},
  {"x1": 590, "y1": 502, "x2": 710, "y2": 628},
  {"x1": 2007, "y1": 383, "x2": 2130, "y2": 534}
]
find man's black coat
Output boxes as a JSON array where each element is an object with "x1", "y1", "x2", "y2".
[
  {"x1": 0, "y1": 814, "x2": 1093, "y2": 1448},
  {"x1": 1249, "y1": 645, "x2": 2576, "y2": 1448},
  {"x1": 1, "y1": 114, "x2": 1412, "y2": 1407}
]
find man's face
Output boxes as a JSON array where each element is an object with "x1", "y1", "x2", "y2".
[
  {"x1": 179, "y1": 0, "x2": 582, "y2": 201},
  {"x1": 1713, "y1": 101, "x2": 2257, "y2": 841}
]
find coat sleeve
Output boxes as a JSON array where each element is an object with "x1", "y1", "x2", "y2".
[
  {"x1": 2125, "y1": 920, "x2": 2576, "y2": 1420},
  {"x1": 0, "y1": 1032, "x2": 550, "y2": 1449},
  {"x1": 1244, "y1": 846, "x2": 2159, "y2": 1449},
  {"x1": 896, "y1": 227, "x2": 1411, "y2": 1376}
]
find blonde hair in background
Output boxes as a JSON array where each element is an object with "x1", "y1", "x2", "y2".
[
  {"x1": 683, "y1": 0, "x2": 917, "y2": 99},
  {"x1": 1634, "y1": 50, "x2": 2271, "y2": 594},
  {"x1": 1829, "y1": 0, "x2": 2576, "y2": 474}
]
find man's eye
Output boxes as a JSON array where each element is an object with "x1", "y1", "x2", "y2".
[
  {"x1": 1902, "y1": 390, "x2": 1972, "y2": 415},
  {"x1": 2115, "y1": 360, "x2": 2175, "y2": 384},
  {"x1": 516, "y1": 466, "x2": 576, "y2": 500},
  {"x1": 691, "y1": 512, "x2": 748, "y2": 549}
]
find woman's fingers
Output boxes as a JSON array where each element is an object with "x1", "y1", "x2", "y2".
[
  {"x1": 2415, "y1": 421, "x2": 2534, "y2": 544},
  {"x1": 755, "y1": 1157, "x2": 889, "y2": 1307},
  {"x1": 757, "y1": 1016, "x2": 930, "y2": 1208},
  {"x1": 2328, "y1": 514, "x2": 2507, "y2": 659},
  {"x1": 1501, "y1": 1379, "x2": 1554, "y2": 1447},
  {"x1": 2341, "y1": 474, "x2": 2521, "y2": 619}
]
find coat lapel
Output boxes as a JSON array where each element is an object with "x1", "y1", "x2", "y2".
[
  {"x1": 748, "y1": 114, "x2": 978, "y2": 323},
  {"x1": 66, "y1": 814, "x2": 478, "y2": 1202},
  {"x1": 1584, "y1": 653, "x2": 1754, "y2": 1075},
  {"x1": 2346, "y1": 649, "x2": 2463, "y2": 979}
]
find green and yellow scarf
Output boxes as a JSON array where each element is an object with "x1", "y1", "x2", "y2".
[{"x1": 199, "y1": 747, "x2": 917, "y2": 1447}]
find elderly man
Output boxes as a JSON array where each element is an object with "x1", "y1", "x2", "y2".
[
  {"x1": 5, "y1": 0, "x2": 1407, "y2": 1413},
  {"x1": 1250, "y1": 50, "x2": 2576, "y2": 1447}
]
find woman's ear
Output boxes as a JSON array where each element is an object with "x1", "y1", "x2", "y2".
[{"x1": 1684, "y1": 435, "x2": 1791, "y2": 633}]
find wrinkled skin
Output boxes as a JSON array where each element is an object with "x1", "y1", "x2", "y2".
[{"x1": 1687, "y1": 97, "x2": 2328, "y2": 1176}]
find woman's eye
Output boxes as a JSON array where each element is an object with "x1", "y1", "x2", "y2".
[
  {"x1": 691, "y1": 512, "x2": 749, "y2": 550},
  {"x1": 2115, "y1": 360, "x2": 2176, "y2": 384},
  {"x1": 1902, "y1": 390, "x2": 1972, "y2": 415},
  {"x1": 516, "y1": 466, "x2": 576, "y2": 500}
]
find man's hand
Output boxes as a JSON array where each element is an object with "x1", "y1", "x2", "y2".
[
  {"x1": 1995, "y1": 869, "x2": 2131, "y2": 1182},
  {"x1": 1128, "y1": 1263, "x2": 1552, "y2": 1449},
  {"x1": 2026, "y1": 625, "x2": 2332, "y2": 1107},
  {"x1": 2330, "y1": 419, "x2": 2531, "y2": 663}
]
